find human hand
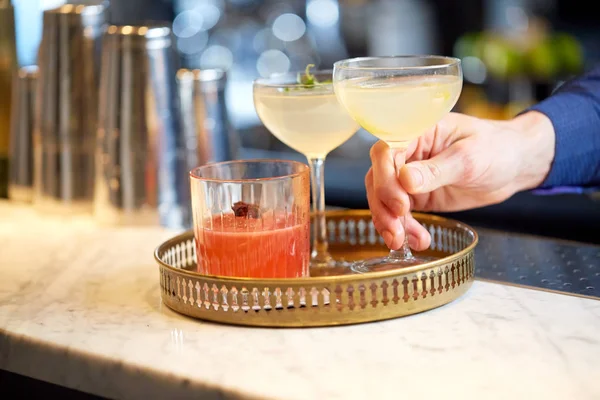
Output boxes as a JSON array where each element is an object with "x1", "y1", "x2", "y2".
[{"x1": 365, "y1": 111, "x2": 555, "y2": 251}]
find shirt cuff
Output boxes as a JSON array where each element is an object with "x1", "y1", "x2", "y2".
[
  {"x1": 527, "y1": 91, "x2": 600, "y2": 188},
  {"x1": 531, "y1": 186, "x2": 600, "y2": 195}
]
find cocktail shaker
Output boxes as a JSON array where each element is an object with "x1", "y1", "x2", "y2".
[
  {"x1": 176, "y1": 69, "x2": 238, "y2": 171},
  {"x1": 0, "y1": 0, "x2": 18, "y2": 199},
  {"x1": 34, "y1": 2, "x2": 107, "y2": 214},
  {"x1": 94, "y1": 24, "x2": 189, "y2": 229},
  {"x1": 8, "y1": 65, "x2": 38, "y2": 203}
]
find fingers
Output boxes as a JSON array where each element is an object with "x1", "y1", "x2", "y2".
[
  {"x1": 365, "y1": 169, "x2": 403, "y2": 249},
  {"x1": 398, "y1": 142, "x2": 476, "y2": 194},
  {"x1": 369, "y1": 141, "x2": 410, "y2": 217},
  {"x1": 404, "y1": 213, "x2": 431, "y2": 251},
  {"x1": 399, "y1": 113, "x2": 482, "y2": 194},
  {"x1": 366, "y1": 169, "x2": 431, "y2": 251}
]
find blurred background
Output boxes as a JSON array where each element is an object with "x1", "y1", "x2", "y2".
[{"x1": 7, "y1": 0, "x2": 600, "y2": 242}]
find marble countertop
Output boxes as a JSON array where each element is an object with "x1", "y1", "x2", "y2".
[{"x1": 1, "y1": 202, "x2": 600, "y2": 400}]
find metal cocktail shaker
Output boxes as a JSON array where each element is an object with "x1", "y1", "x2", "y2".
[
  {"x1": 94, "y1": 24, "x2": 189, "y2": 229},
  {"x1": 176, "y1": 69, "x2": 238, "y2": 171},
  {"x1": 33, "y1": 2, "x2": 107, "y2": 214},
  {"x1": 0, "y1": 0, "x2": 18, "y2": 199},
  {"x1": 8, "y1": 66, "x2": 38, "y2": 203}
]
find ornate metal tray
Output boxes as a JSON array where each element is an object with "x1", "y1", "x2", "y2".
[{"x1": 154, "y1": 210, "x2": 478, "y2": 327}]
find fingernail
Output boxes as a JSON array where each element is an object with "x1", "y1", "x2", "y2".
[
  {"x1": 382, "y1": 230, "x2": 394, "y2": 248},
  {"x1": 408, "y1": 234, "x2": 418, "y2": 249},
  {"x1": 406, "y1": 165, "x2": 423, "y2": 189}
]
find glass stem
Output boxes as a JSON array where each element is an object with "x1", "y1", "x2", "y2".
[
  {"x1": 389, "y1": 215, "x2": 414, "y2": 260},
  {"x1": 308, "y1": 157, "x2": 331, "y2": 265},
  {"x1": 387, "y1": 148, "x2": 415, "y2": 261}
]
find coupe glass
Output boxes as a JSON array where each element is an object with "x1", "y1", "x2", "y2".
[
  {"x1": 253, "y1": 69, "x2": 360, "y2": 272},
  {"x1": 333, "y1": 56, "x2": 462, "y2": 272}
]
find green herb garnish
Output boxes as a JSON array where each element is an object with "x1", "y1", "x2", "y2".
[
  {"x1": 283, "y1": 64, "x2": 331, "y2": 91},
  {"x1": 298, "y1": 63, "x2": 317, "y2": 86}
]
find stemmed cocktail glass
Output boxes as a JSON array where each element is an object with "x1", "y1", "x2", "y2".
[
  {"x1": 253, "y1": 66, "x2": 360, "y2": 272},
  {"x1": 333, "y1": 56, "x2": 462, "y2": 273}
]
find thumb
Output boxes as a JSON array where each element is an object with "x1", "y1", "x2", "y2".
[{"x1": 398, "y1": 145, "x2": 472, "y2": 194}]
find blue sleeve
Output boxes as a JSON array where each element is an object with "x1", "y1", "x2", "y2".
[{"x1": 527, "y1": 64, "x2": 600, "y2": 188}]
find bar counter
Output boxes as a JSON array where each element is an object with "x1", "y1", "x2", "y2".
[{"x1": 1, "y1": 201, "x2": 599, "y2": 399}]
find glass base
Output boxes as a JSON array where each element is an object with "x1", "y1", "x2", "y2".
[
  {"x1": 309, "y1": 257, "x2": 358, "y2": 276},
  {"x1": 351, "y1": 254, "x2": 438, "y2": 274}
]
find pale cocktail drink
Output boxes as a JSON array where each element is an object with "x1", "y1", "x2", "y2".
[
  {"x1": 334, "y1": 75, "x2": 462, "y2": 148},
  {"x1": 254, "y1": 86, "x2": 359, "y2": 159}
]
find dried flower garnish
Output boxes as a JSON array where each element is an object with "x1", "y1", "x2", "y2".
[{"x1": 232, "y1": 201, "x2": 261, "y2": 218}]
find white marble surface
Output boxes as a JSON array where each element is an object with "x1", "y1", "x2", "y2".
[{"x1": 1, "y1": 202, "x2": 600, "y2": 400}]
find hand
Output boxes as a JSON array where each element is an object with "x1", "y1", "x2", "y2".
[{"x1": 365, "y1": 111, "x2": 555, "y2": 251}]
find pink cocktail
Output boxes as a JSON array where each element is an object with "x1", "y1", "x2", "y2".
[
  {"x1": 196, "y1": 212, "x2": 309, "y2": 278},
  {"x1": 190, "y1": 160, "x2": 310, "y2": 279}
]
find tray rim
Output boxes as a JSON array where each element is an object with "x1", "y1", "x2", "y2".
[{"x1": 154, "y1": 209, "x2": 479, "y2": 283}]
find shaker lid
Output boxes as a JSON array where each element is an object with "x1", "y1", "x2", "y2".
[
  {"x1": 177, "y1": 69, "x2": 226, "y2": 83},
  {"x1": 43, "y1": 1, "x2": 107, "y2": 27},
  {"x1": 105, "y1": 23, "x2": 173, "y2": 48},
  {"x1": 45, "y1": 1, "x2": 106, "y2": 16},
  {"x1": 176, "y1": 69, "x2": 227, "y2": 92},
  {"x1": 106, "y1": 24, "x2": 172, "y2": 39},
  {"x1": 18, "y1": 65, "x2": 38, "y2": 79}
]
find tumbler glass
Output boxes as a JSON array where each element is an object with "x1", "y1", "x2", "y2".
[{"x1": 190, "y1": 160, "x2": 310, "y2": 278}]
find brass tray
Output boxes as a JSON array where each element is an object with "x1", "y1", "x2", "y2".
[{"x1": 154, "y1": 210, "x2": 478, "y2": 327}]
